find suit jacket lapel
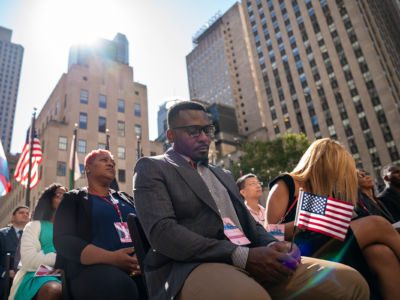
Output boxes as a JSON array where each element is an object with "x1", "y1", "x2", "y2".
[{"x1": 165, "y1": 149, "x2": 220, "y2": 215}]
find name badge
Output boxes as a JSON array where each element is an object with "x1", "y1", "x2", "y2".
[
  {"x1": 114, "y1": 222, "x2": 132, "y2": 243},
  {"x1": 223, "y1": 218, "x2": 251, "y2": 245},
  {"x1": 266, "y1": 224, "x2": 285, "y2": 241}
]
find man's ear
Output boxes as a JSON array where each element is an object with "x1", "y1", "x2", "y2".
[
  {"x1": 167, "y1": 129, "x2": 174, "y2": 143},
  {"x1": 383, "y1": 175, "x2": 389, "y2": 182},
  {"x1": 239, "y1": 189, "x2": 246, "y2": 198}
]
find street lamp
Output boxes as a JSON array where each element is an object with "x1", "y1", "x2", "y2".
[
  {"x1": 136, "y1": 135, "x2": 142, "y2": 159},
  {"x1": 106, "y1": 128, "x2": 110, "y2": 150}
]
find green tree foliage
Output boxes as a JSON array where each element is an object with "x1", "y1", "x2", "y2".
[{"x1": 232, "y1": 132, "x2": 311, "y2": 187}]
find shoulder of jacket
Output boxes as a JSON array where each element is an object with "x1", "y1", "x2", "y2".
[{"x1": 24, "y1": 221, "x2": 41, "y2": 232}]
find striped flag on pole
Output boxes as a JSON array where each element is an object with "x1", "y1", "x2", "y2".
[
  {"x1": 294, "y1": 189, "x2": 354, "y2": 241},
  {"x1": 14, "y1": 129, "x2": 43, "y2": 190}
]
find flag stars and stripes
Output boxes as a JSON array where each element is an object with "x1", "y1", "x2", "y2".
[
  {"x1": 14, "y1": 129, "x2": 43, "y2": 190},
  {"x1": 295, "y1": 191, "x2": 354, "y2": 241},
  {"x1": 301, "y1": 194, "x2": 327, "y2": 215}
]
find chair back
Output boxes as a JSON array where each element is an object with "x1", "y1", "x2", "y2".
[{"x1": 127, "y1": 213, "x2": 150, "y2": 269}]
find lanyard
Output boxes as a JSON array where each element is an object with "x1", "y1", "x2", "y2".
[
  {"x1": 279, "y1": 182, "x2": 303, "y2": 224},
  {"x1": 279, "y1": 195, "x2": 298, "y2": 224},
  {"x1": 358, "y1": 196, "x2": 382, "y2": 213},
  {"x1": 89, "y1": 188, "x2": 123, "y2": 222}
]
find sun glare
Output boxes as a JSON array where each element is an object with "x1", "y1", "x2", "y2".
[{"x1": 31, "y1": 0, "x2": 126, "y2": 54}]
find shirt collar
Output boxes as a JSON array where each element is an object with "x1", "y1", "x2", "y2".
[
  {"x1": 13, "y1": 226, "x2": 23, "y2": 234},
  {"x1": 175, "y1": 151, "x2": 209, "y2": 169}
]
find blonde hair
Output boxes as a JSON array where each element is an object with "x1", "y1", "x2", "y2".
[{"x1": 290, "y1": 138, "x2": 358, "y2": 204}]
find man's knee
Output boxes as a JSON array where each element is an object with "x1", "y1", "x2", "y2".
[
  {"x1": 178, "y1": 263, "x2": 271, "y2": 300},
  {"x1": 304, "y1": 257, "x2": 369, "y2": 300},
  {"x1": 271, "y1": 257, "x2": 369, "y2": 300}
]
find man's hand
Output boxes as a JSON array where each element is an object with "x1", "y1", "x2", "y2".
[
  {"x1": 9, "y1": 270, "x2": 15, "y2": 278},
  {"x1": 109, "y1": 247, "x2": 140, "y2": 273},
  {"x1": 270, "y1": 241, "x2": 301, "y2": 269},
  {"x1": 245, "y1": 244, "x2": 300, "y2": 284}
]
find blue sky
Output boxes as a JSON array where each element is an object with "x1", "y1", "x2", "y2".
[{"x1": 0, "y1": 0, "x2": 237, "y2": 153}]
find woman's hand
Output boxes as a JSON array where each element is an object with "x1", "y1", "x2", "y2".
[
  {"x1": 109, "y1": 247, "x2": 141, "y2": 274},
  {"x1": 47, "y1": 268, "x2": 63, "y2": 276}
]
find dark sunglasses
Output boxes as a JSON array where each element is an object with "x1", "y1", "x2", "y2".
[
  {"x1": 172, "y1": 125, "x2": 215, "y2": 138},
  {"x1": 358, "y1": 171, "x2": 370, "y2": 178}
]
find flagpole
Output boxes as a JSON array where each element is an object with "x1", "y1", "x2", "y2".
[
  {"x1": 290, "y1": 187, "x2": 304, "y2": 252},
  {"x1": 106, "y1": 128, "x2": 119, "y2": 191},
  {"x1": 70, "y1": 124, "x2": 78, "y2": 190},
  {"x1": 25, "y1": 109, "x2": 37, "y2": 208}
]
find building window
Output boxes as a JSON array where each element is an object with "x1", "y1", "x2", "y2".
[
  {"x1": 134, "y1": 103, "x2": 141, "y2": 117},
  {"x1": 117, "y1": 121, "x2": 125, "y2": 137},
  {"x1": 135, "y1": 124, "x2": 142, "y2": 138},
  {"x1": 79, "y1": 112, "x2": 87, "y2": 129},
  {"x1": 99, "y1": 94, "x2": 107, "y2": 108},
  {"x1": 57, "y1": 161, "x2": 66, "y2": 176},
  {"x1": 117, "y1": 146, "x2": 126, "y2": 160},
  {"x1": 78, "y1": 139, "x2": 86, "y2": 153},
  {"x1": 80, "y1": 89, "x2": 88, "y2": 104},
  {"x1": 98, "y1": 116, "x2": 106, "y2": 133},
  {"x1": 118, "y1": 169, "x2": 126, "y2": 183},
  {"x1": 98, "y1": 143, "x2": 106, "y2": 150},
  {"x1": 58, "y1": 136, "x2": 67, "y2": 150},
  {"x1": 118, "y1": 99, "x2": 125, "y2": 113},
  {"x1": 150, "y1": 151, "x2": 157, "y2": 156}
]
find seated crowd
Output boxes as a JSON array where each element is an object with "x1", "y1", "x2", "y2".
[{"x1": 1, "y1": 101, "x2": 399, "y2": 300}]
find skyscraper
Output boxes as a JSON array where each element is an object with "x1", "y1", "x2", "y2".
[
  {"x1": 187, "y1": 0, "x2": 400, "y2": 179},
  {"x1": 186, "y1": 4, "x2": 266, "y2": 139},
  {"x1": 0, "y1": 26, "x2": 24, "y2": 153},
  {"x1": 0, "y1": 33, "x2": 163, "y2": 224}
]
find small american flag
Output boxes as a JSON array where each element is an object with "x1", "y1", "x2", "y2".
[
  {"x1": 294, "y1": 189, "x2": 354, "y2": 241},
  {"x1": 14, "y1": 129, "x2": 43, "y2": 190}
]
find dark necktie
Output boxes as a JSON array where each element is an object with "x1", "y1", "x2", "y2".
[{"x1": 18, "y1": 230, "x2": 23, "y2": 239}]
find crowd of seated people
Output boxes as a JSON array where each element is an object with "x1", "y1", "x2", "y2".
[
  {"x1": 3, "y1": 103, "x2": 399, "y2": 300},
  {"x1": 262, "y1": 138, "x2": 400, "y2": 300}
]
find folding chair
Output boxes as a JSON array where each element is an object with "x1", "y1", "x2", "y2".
[{"x1": 127, "y1": 213, "x2": 150, "y2": 299}]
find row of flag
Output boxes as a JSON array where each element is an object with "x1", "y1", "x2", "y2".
[{"x1": 0, "y1": 126, "x2": 80, "y2": 198}]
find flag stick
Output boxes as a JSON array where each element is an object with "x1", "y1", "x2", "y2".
[
  {"x1": 106, "y1": 128, "x2": 119, "y2": 191},
  {"x1": 25, "y1": 109, "x2": 37, "y2": 208},
  {"x1": 290, "y1": 187, "x2": 304, "y2": 252},
  {"x1": 69, "y1": 125, "x2": 78, "y2": 190},
  {"x1": 289, "y1": 226, "x2": 298, "y2": 252}
]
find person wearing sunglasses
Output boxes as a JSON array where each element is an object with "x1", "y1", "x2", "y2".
[
  {"x1": 133, "y1": 101, "x2": 368, "y2": 300},
  {"x1": 355, "y1": 169, "x2": 394, "y2": 223}
]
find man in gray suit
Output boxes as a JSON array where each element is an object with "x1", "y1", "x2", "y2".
[{"x1": 133, "y1": 101, "x2": 369, "y2": 300}]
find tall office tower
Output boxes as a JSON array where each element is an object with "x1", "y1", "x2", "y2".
[
  {"x1": 155, "y1": 99, "x2": 183, "y2": 152},
  {"x1": 0, "y1": 26, "x2": 24, "y2": 153},
  {"x1": 186, "y1": 3, "x2": 267, "y2": 139},
  {"x1": 239, "y1": 0, "x2": 400, "y2": 178},
  {"x1": 0, "y1": 33, "x2": 163, "y2": 224}
]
